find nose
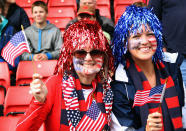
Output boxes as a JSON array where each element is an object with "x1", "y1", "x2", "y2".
[
  {"x1": 84, "y1": 52, "x2": 93, "y2": 61},
  {"x1": 140, "y1": 35, "x2": 149, "y2": 45}
]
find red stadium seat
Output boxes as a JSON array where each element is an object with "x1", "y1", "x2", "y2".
[
  {"x1": 4, "y1": 86, "x2": 32, "y2": 116},
  {"x1": 0, "y1": 62, "x2": 10, "y2": 90},
  {"x1": 0, "y1": 116, "x2": 21, "y2": 131},
  {"x1": 48, "y1": 17, "x2": 71, "y2": 32},
  {"x1": 96, "y1": 0, "x2": 111, "y2": 18},
  {"x1": 96, "y1": 0, "x2": 110, "y2": 7},
  {"x1": 48, "y1": 7, "x2": 75, "y2": 19},
  {"x1": 96, "y1": 6, "x2": 111, "y2": 19},
  {"x1": 114, "y1": 5, "x2": 127, "y2": 24},
  {"x1": 114, "y1": 0, "x2": 145, "y2": 8},
  {"x1": 49, "y1": 0, "x2": 77, "y2": 11},
  {"x1": 16, "y1": 0, "x2": 47, "y2": 8},
  {"x1": 114, "y1": 0, "x2": 145, "y2": 24},
  {"x1": 16, "y1": 60, "x2": 57, "y2": 86}
]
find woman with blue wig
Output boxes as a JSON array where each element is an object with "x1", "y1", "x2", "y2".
[{"x1": 111, "y1": 3, "x2": 185, "y2": 131}]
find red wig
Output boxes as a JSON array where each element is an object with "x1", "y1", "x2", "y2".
[{"x1": 54, "y1": 20, "x2": 114, "y2": 78}]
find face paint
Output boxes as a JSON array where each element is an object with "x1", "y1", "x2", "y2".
[
  {"x1": 73, "y1": 56, "x2": 103, "y2": 75},
  {"x1": 128, "y1": 38, "x2": 142, "y2": 50},
  {"x1": 128, "y1": 33, "x2": 157, "y2": 51},
  {"x1": 148, "y1": 35, "x2": 157, "y2": 51}
]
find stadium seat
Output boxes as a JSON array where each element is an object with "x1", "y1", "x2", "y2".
[
  {"x1": 16, "y1": 60, "x2": 57, "y2": 86},
  {"x1": 48, "y1": 7, "x2": 75, "y2": 19},
  {"x1": 0, "y1": 62, "x2": 10, "y2": 90},
  {"x1": 96, "y1": 0, "x2": 111, "y2": 18},
  {"x1": 3, "y1": 86, "x2": 32, "y2": 116},
  {"x1": 48, "y1": 0, "x2": 77, "y2": 11},
  {"x1": 0, "y1": 116, "x2": 21, "y2": 131},
  {"x1": 114, "y1": 0, "x2": 145, "y2": 7},
  {"x1": 96, "y1": 6, "x2": 111, "y2": 19},
  {"x1": 48, "y1": 17, "x2": 71, "y2": 32},
  {"x1": 16, "y1": 0, "x2": 47, "y2": 8},
  {"x1": 114, "y1": 0, "x2": 145, "y2": 24},
  {"x1": 96, "y1": 0, "x2": 110, "y2": 7},
  {"x1": 114, "y1": 5, "x2": 127, "y2": 24}
]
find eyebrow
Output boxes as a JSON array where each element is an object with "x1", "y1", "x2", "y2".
[
  {"x1": 146, "y1": 32, "x2": 155, "y2": 36},
  {"x1": 131, "y1": 33, "x2": 141, "y2": 38}
]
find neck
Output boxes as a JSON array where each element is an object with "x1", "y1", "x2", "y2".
[
  {"x1": 78, "y1": 74, "x2": 96, "y2": 85},
  {"x1": 35, "y1": 21, "x2": 47, "y2": 29},
  {"x1": 133, "y1": 58, "x2": 155, "y2": 76}
]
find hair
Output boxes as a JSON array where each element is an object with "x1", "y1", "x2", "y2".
[
  {"x1": 133, "y1": 1, "x2": 147, "y2": 7},
  {"x1": 112, "y1": 4, "x2": 164, "y2": 67},
  {"x1": 31, "y1": 1, "x2": 48, "y2": 13},
  {"x1": 0, "y1": 0, "x2": 6, "y2": 15},
  {"x1": 54, "y1": 20, "x2": 114, "y2": 80}
]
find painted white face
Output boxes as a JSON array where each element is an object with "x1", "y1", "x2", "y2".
[
  {"x1": 73, "y1": 46, "x2": 104, "y2": 76},
  {"x1": 128, "y1": 24, "x2": 157, "y2": 62},
  {"x1": 32, "y1": 6, "x2": 47, "y2": 25}
]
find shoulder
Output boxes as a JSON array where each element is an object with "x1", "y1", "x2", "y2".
[
  {"x1": 47, "y1": 23, "x2": 61, "y2": 33},
  {"x1": 162, "y1": 52, "x2": 184, "y2": 71},
  {"x1": 115, "y1": 63, "x2": 129, "y2": 82},
  {"x1": 99, "y1": 16, "x2": 114, "y2": 26},
  {"x1": 25, "y1": 25, "x2": 34, "y2": 32},
  {"x1": 45, "y1": 74, "x2": 62, "y2": 91},
  {"x1": 163, "y1": 52, "x2": 180, "y2": 64},
  {"x1": 111, "y1": 64, "x2": 128, "y2": 92}
]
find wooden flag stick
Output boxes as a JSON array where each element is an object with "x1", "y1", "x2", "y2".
[
  {"x1": 158, "y1": 78, "x2": 168, "y2": 112},
  {"x1": 21, "y1": 25, "x2": 37, "y2": 74}
]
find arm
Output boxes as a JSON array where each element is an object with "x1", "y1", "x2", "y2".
[
  {"x1": 16, "y1": 74, "x2": 57, "y2": 130},
  {"x1": 110, "y1": 81, "x2": 145, "y2": 131},
  {"x1": 148, "y1": 0, "x2": 162, "y2": 21},
  {"x1": 45, "y1": 28, "x2": 62, "y2": 60}
]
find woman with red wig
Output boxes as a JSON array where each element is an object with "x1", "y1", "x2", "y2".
[{"x1": 16, "y1": 20, "x2": 114, "y2": 131}]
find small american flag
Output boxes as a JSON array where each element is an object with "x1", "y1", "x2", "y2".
[
  {"x1": 1, "y1": 31, "x2": 30, "y2": 66},
  {"x1": 133, "y1": 84, "x2": 164, "y2": 107},
  {"x1": 76, "y1": 100, "x2": 106, "y2": 131}
]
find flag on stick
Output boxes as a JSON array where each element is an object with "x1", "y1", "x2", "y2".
[
  {"x1": 133, "y1": 83, "x2": 166, "y2": 107},
  {"x1": 1, "y1": 30, "x2": 30, "y2": 66}
]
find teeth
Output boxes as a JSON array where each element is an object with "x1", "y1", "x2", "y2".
[{"x1": 140, "y1": 47, "x2": 150, "y2": 52}]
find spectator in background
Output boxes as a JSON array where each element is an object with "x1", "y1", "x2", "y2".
[
  {"x1": 148, "y1": 0, "x2": 186, "y2": 86},
  {"x1": 3, "y1": 0, "x2": 30, "y2": 32},
  {"x1": 21, "y1": 1, "x2": 62, "y2": 61},
  {"x1": 0, "y1": 0, "x2": 19, "y2": 71},
  {"x1": 66, "y1": 0, "x2": 114, "y2": 43}
]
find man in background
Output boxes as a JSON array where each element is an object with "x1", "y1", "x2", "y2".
[
  {"x1": 66, "y1": 0, "x2": 114, "y2": 42},
  {"x1": 21, "y1": 1, "x2": 62, "y2": 61}
]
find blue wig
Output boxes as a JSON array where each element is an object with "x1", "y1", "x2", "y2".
[{"x1": 112, "y1": 5, "x2": 164, "y2": 67}]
